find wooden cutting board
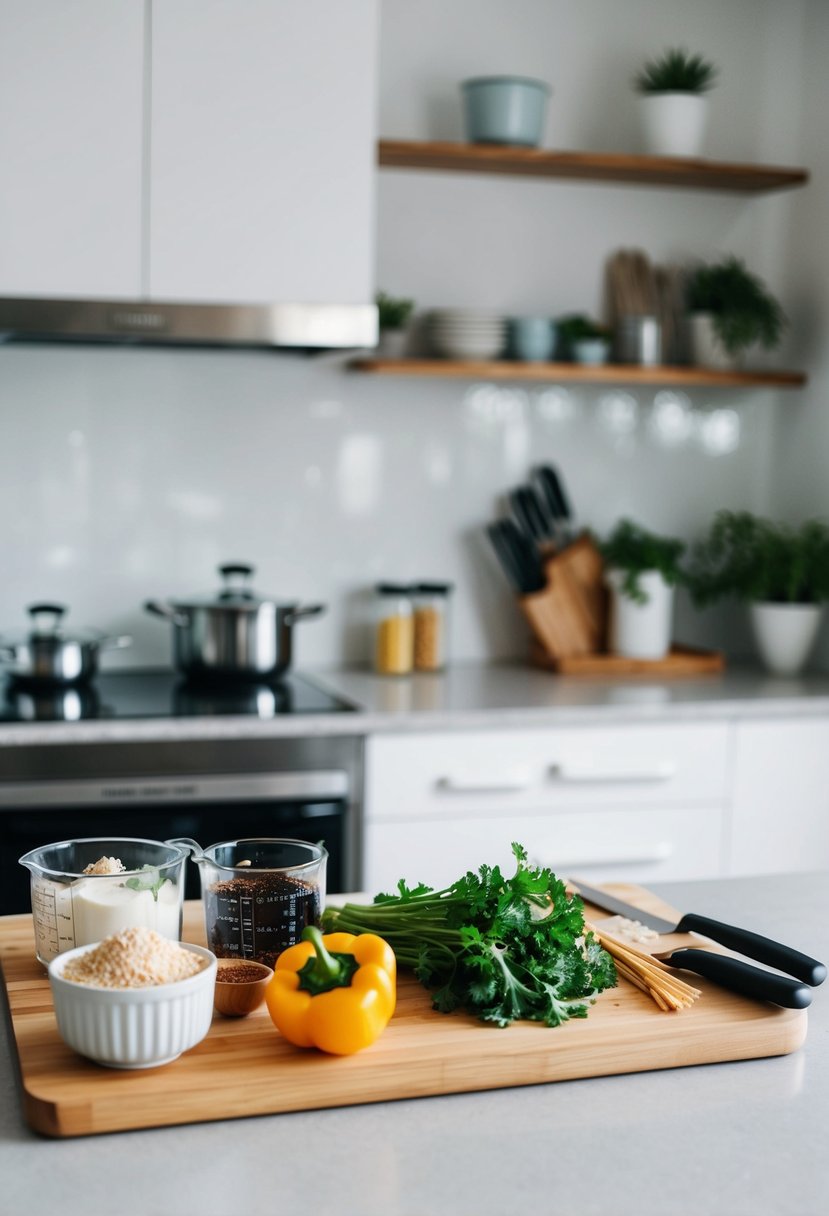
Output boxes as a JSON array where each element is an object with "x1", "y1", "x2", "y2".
[{"x1": 0, "y1": 887, "x2": 807, "y2": 1138}]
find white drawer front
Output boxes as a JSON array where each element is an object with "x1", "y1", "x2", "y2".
[
  {"x1": 365, "y1": 724, "x2": 730, "y2": 820},
  {"x1": 364, "y1": 805, "x2": 725, "y2": 894}
]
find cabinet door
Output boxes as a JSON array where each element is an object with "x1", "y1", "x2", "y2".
[
  {"x1": 0, "y1": 1, "x2": 144, "y2": 297},
  {"x1": 149, "y1": 0, "x2": 378, "y2": 304},
  {"x1": 730, "y1": 718, "x2": 829, "y2": 875}
]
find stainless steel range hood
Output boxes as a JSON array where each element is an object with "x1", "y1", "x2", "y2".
[{"x1": 0, "y1": 297, "x2": 378, "y2": 350}]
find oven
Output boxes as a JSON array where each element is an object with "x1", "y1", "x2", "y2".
[{"x1": 0, "y1": 733, "x2": 362, "y2": 916}]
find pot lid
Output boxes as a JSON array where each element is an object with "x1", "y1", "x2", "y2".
[
  {"x1": 0, "y1": 603, "x2": 106, "y2": 646},
  {"x1": 166, "y1": 564, "x2": 294, "y2": 611}
]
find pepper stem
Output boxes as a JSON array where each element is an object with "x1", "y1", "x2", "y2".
[
  {"x1": 296, "y1": 926, "x2": 360, "y2": 995},
  {"x1": 301, "y1": 925, "x2": 344, "y2": 985}
]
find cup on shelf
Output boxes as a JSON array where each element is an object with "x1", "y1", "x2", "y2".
[
  {"x1": 510, "y1": 316, "x2": 555, "y2": 362},
  {"x1": 617, "y1": 315, "x2": 662, "y2": 366}
]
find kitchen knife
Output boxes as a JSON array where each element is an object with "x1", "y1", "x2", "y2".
[
  {"x1": 534, "y1": 464, "x2": 574, "y2": 544},
  {"x1": 573, "y1": 879, "x2": 826, "y2": 1006},
  {"x1": 508, "y1": 485, "x2": 557, "y2": 555},
  {"x1": 486, "y1": 520, "x2": 546, "y2": 595}
]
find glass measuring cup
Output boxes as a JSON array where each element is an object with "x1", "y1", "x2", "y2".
[
  {"x1": 171, "y1": 837, "x2": 327, "y2": 969},
  {"x1": 18, "y1": 837, "x2": 189, "y2": 965}
]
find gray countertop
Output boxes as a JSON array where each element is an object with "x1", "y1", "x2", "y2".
[
  {"x1": 1, "y1": 870, "x2": 827, "y2": 1216},
  {"x1": 3, "y1": 662, "x2": 829, "y2": 747}
]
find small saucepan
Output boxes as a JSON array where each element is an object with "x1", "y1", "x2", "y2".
[
  {"x1": 0, "y1": 604, "x2": 132, "y2": 686},
  {"x1": 145, "y1": 563, "x2": 325, "y2": 683}
]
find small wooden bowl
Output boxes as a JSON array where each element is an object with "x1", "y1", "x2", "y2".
[{"x1": 213, "y1": 959, "x2": 274, "y2": 1018}]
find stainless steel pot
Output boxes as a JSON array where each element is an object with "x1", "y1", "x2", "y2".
[
  {"x1": 144, "y1": 563, "x2": 325, "y2": 682},
  {"x1": 0, "y1": 604, "x2": 132, "y2": 685}
]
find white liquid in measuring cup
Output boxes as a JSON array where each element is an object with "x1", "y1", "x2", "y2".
[{"x1": 71, "y1": 877, "x2": 181, "y2": 945}]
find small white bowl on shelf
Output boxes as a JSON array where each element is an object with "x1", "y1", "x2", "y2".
[{"x1": 48, "y1": 941, "x2": 217, "y2": 1069}]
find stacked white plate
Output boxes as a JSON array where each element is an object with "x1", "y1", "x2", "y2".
[{"x1": 428, "y1": 309, "x2": 507, "y2": 359}]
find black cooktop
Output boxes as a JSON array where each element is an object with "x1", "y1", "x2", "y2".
[{"x1": 0, "y1": 669, "x2": 357, "y2": 723}]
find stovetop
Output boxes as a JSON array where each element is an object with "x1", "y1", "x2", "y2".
[{"x1": 0, "y1": 669, "x2": 357, "y2": 723}]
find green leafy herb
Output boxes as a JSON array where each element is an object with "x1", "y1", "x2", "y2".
[
  {"x1": 321, "y1": 843, "x2": 616, "y2": 1028},
  {"x1": 376, "y1": 290, "x2": 415, "y2": 331},
  {"x1": 686, "y1": 510, "x2": 829, "y2": 606},
  {"x1": 685, "y1": 257, "x2": 786, "y2": 357},
  {"x1": 597, "y1": 518, "x2": 686, "y2": 604},
  {"x1": 634, "y1": 47, "x2": 718, "y2": 95},
  {"x1": 124, "y1": 865, "x2": 164, "y2": 902}
]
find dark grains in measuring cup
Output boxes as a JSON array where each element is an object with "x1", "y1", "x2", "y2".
[{"x1": 205, "y1": 872, "x2": 320, "y2": 970}]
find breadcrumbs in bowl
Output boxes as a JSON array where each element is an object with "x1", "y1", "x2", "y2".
[{"x1": 48, "y1": 928, "x2": 217, "y2": 1069}]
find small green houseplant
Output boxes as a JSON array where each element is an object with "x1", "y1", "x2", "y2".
[
  {"x1": 598, "y1": 519, "x2": 686, "y2": 661},
  {"x1": 556, "y1": 314, "x2": 611, "y2": 364},
  {"x1": 375, "y1": 291, "x2": 415, "y2": 357},
  {"x1": 634, "y1": 47, "x2": 718, "y2": 158},
  {"x1": 686, "y1": 510, "x2": 829, "y2": 674},
  {"x1": 376, "y1": 291, "x2": 415, "y2": 332},
  {"x1": 686, "y1": 511, "x2": 829, "y2": 606},
  {"x1": 634, "y1": 48, "x2": 718, "y2": 95},
  {"x1": 685, "y1": 258, "x2": 786, "y2": 365},
  {"x1": 599, "y1": 518, "x2": 686, "y2": 604}
]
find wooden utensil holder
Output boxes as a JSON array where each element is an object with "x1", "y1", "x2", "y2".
[{"x1": 518, "y1": 533, "x2": 608, "y2": 660}]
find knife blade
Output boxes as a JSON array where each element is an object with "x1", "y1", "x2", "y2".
[{"x1": 573, "y1": 879, "x2": 826, "y2": 1008}]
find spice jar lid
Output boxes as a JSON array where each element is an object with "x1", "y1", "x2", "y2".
[
  {"x1": 376, "y1": 582, "x2": 414, "y2": 595},
  {"x1": 414, "y1": 582, "x2": 453, "y2": 595}
]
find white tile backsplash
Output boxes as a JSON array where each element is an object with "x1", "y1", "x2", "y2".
[{"x1": 0, "y1": 342, "x2": 771, "y2": 668}]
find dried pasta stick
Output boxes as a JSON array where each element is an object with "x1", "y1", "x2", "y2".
[{"x1": 587, "y1": 922, "x2": 702, "y2": 1011}]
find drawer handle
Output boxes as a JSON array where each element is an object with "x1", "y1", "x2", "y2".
[
  {"x1": 548, "y1": 761, "x2": 676, "y2": 784},
  {"x1": 436, "y1": 772, "x2": 532, "y2": 794},
  {"x1": 534, "y1": 842, "x2": 674, "y2": 870}
]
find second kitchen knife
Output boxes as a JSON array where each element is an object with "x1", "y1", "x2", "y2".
[{"x1": 573, "y1": 879, "x2": 826, "y2": 1008}]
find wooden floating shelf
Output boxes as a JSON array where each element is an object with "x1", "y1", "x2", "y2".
[
  {"x1": 377, "y1": 140, "x2": 809, "y2": 194},
  {"x1": 350, "y1": 358, "x2": 807, "y2": 389}
]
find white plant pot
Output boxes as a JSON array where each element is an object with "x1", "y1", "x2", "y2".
[
  {"x1": 375, "y1": 328, "x2": 409, "y2": 358},
  {"x1": 606, "y1": 568, "x2": 674, "y2": 661},
  {"x1": 639, "y1": 93, "x2": 708, "y2": 158},
  {"x1": 749, "y1": 602, "x2": 823, "y2": 676},
  {"x1": 689, "y1": 312, "x2": 740, "y2": 370}
]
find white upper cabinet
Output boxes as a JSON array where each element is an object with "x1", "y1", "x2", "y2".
[
  {"x1": 0, "y1": 0, "x2": 145, "y2": 298},
  {"x1": 0, "y1": 1, "x2": 378, "y2": 307},
  {"x1": 148, "y1": 0, "x2": 378, "y2": 305}
]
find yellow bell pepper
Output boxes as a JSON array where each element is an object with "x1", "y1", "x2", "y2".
[{"x1": 266, "y1": 926, "x2": 396, "y2": 1055}]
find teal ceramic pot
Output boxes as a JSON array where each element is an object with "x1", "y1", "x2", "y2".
[
  {"x1": 510, "y1": 316, "x2": 555, "y2": 362},
  {"x1": 461, "y1": 76, "x2": 550, "y2": 147},
  {"x1": 573, "y1": 337, "x2": 610, "y2": 366}
]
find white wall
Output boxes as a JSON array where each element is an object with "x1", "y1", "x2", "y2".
[{"x1": 0, "y1": 0, "x2": 820, "y2": 671}]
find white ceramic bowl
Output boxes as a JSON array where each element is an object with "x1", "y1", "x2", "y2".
[{"x1": 48, "y1": 941, "x2": 217, "y2": 1069}]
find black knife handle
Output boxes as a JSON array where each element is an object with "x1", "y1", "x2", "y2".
[
  {"x1": 676, "y1": 914, "x2": 827, "y2": 987},
  {"x1": 666, "y1": 949, "x2": 812, "y2": 1009}
]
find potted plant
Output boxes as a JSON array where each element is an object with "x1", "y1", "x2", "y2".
[
  {"x1": 686, "y1": 510, "x2": 829, "y2": 675},
  {"x1": 685, "y1": 258, "x2": 786, "y2": 370},
  {"x1": 556, "y1": 314, "x2": 612, "y2": 365},
  {"x1": 375, "y1": 291, "x2": 415, "y2": 358},
  {"x1": 634, "y1": 47, "x2": 717, "y2": 158},
  {"x1": 598, "y1": 518, "x2": 686, "y2": 660}
]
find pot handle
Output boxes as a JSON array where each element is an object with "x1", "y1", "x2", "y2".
[
  {"x1": 0, "y1": 641, "x2": 17, "y2": 661},
  {"x1": 144, "y1": 600, "x2": 190, "y2": 627},
  {"x1": 284, "y1": 603, "x2": 326, "y2": 626},
  {"x1": 99, "y1": 634, "x2": 133, "y2": 652}
]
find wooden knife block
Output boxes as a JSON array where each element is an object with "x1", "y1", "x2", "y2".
[{"x1": 518, "y1": 533, "x2": 607, "y2": 660}]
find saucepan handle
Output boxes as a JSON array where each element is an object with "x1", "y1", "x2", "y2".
[
  {"x1": 99, "y1": 634, "x2": 133, "y2": 652},
  {"x1": 144, "y1": 600, "x2": 190, "y2": 628},
  {"x1": 284, "y1": 603, "x2": 326, "y2": 626}
]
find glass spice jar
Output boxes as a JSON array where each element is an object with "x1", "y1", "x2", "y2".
[
  {"x1": 373, "y1": 583, "x2": 414, "y2": 675},
  {"x1": 412, "y1": 582, "x2": 453, "y2": 672}
]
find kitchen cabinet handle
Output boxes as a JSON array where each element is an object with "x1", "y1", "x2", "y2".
[
  {"x1": 436, "y1": 772, "x2": 533, "y2": 794},
  {"x1": 548, "y1": 761, "x2": 676, "y2": 784},
  {"x1": 534, "y1": 842, "x2": 674, "y2": 870}
]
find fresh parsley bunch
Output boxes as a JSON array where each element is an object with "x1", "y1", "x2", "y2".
[{"x1": 322, "y1": 843, "x2": 616, "y2": 1028}]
